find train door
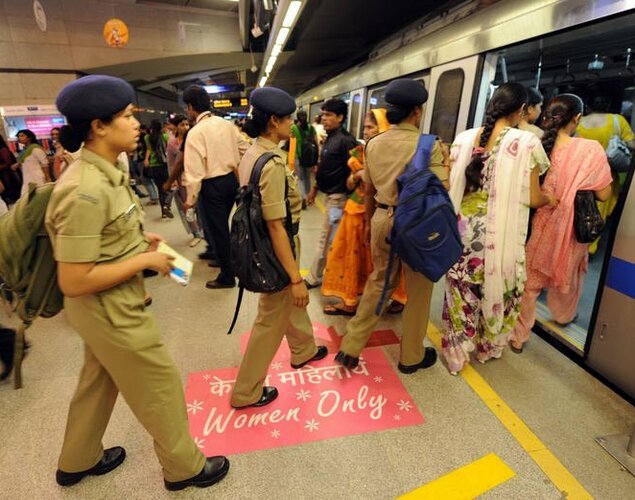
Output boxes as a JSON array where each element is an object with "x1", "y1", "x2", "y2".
[
  {"x1": 348, "y1": 88, "x2": 366, "y2": 140},
  {"x1": 587, "y1": 174, "x2": 635, "y2": 399},
  {"x1": 422, "y1": 55, "x2": 482, "y2": 143}
]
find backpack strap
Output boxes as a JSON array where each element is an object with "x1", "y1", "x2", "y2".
[
  {"x1": 226, "y1": 286, "x2": 244, "y2": 335},
  {"x1": 374, "y1": 134, "x2": 437, "y2": 315},
  {"x1": 409, "y1": 134, "x2": 437, "y2": 174}
]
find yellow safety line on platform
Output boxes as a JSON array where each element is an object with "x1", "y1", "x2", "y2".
[
  {"x1": 426, "y1": 325, "x2": 593, "y2": 499},
  {"x1": 398, "y1": 453, "x2": 515, "y2": 500},
  {"x1": 315, "y1": 196, "x2": 326, "y2": 214}
]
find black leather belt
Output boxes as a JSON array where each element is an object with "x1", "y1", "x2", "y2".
[{"x1": 376, "y1": 203, "x2": 395, "y2": 210}]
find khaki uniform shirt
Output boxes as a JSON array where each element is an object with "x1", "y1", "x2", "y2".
[
  {"x1": 46, "y1": 148, "x2": 148, "y2": 264},
  {"x1": 238, "y1": 137, "x2": 302, "y2": 225},
  {"x1": 364, "y1": 123, "x2": 447, "y2": 206}
]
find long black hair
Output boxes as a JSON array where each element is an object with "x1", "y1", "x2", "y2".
[
  {"x1": 540, "y1": 94, "x2": 584, "y2": 158},
  {"x1": 0, "y1": 134, "x2": 16, "y2": 163},
  {"x1": 465, "y1": 82, "x2": 528, "y2": 193},
  {"x1": 148, "y1": 119, "x2": 164, "y2": 152},
  {"x1": 16, "y1": 129, "x2": 38, "y2": 145}
]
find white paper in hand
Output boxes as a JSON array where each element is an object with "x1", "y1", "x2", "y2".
[{"x1": 157, "y1": 241, "x2": 193, "y2": 286}]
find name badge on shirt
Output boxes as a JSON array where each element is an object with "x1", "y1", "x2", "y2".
[{"x1": 123, "y1": 203, "x2": 137, "y2": 221}]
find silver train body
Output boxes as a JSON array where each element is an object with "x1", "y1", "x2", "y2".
[{"x1": 297, "y1": 0, "x2": 635, "y2": 399}]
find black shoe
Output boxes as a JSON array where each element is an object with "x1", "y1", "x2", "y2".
[
  {"x1": 198, "y1": 251, "x2": 217, "y2": 260},
  {"x1": 164, "y1": 456, "x2": 230, "y2": 491},
  {"x1": 143, "y1": 269, "x2": 158, "y2": 278},
  {"x1": 303, "y1": 279, "x2": 320, "y2": 290},
  {"x1": 134, "y1": 190, "x2": 148, "y2": 198},
  {"x1": 144, "y1": 297, "x2": 153, "y2": 308},
  {"x1": 162, "y1": 207, "x2": 174, "y2": 219},
  {"x1": 335, "y1": 351, "x2": 359, "y2": 369},
  {"x1": 301, "y1": 199, "x2": 307, "y2": 210},
  {"x1": 232, "y1": 387, "x2": 279, "y2": 409},
  {"x1": 205, "y1": 279, "x2": 235, "y2": 289},
  {"x1": 291, "y1": 346, "x2": 328, "y2": 369},
  {"x1": 56, "y1": 447, "x2": 126, "y2": 486},
  {"x1": 398, "y1": 347, "x2": 437, "y2": 374}
]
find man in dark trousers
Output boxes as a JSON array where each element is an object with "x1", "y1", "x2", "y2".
[
  {"x1": 305, "y1": 98, "x2": 358, "y2": 288},
  {"x1": 182, "y1": 85, "x2": 250, "y2": 288}
]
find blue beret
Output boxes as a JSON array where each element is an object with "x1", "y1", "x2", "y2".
[
  {"x1": 56, "y1": 75, "x2": 135, "y2": 123},
  {"x1": 385, "y1": 78, "x2": 428, "y2": 107},
  {"x1": 250, "y1": 87, "x2": 296, "y2": 116}
]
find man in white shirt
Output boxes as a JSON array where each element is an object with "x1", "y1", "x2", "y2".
[{"x1": 182, "y1": 85, "x2": 250, "y2": 288}]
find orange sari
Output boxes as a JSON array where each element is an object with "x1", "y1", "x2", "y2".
[{"x1": 322, "y1": 110, "x2": 406, "y2": 306}]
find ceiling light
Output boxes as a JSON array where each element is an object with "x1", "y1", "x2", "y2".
[
  {"x1": 282, "y1": 1, "x2": 302, "y2": 28},
  {"x1": 276, "y1": 27, "x2": 289, "y2": 46},
  {"x1": 265, "y1": 56, "x2": 277, "y2": 74},
  {"x1": 271, "y1": 44, "x2": 282, "y2": 57},
  {"x1": 259, "y1": 76, "x2": 268, "y2": 87}
]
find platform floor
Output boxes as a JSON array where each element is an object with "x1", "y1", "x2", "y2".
[{"x1": 1, "y1": 202, "x2": 634, "y2": 499}]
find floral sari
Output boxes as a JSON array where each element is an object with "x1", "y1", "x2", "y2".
[{"x1": 442, "y1": 127, "x2": 550, "y2": 372}]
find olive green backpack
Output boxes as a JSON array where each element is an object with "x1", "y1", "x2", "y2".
[{"x1": 0, "y1": 183, "x2": 64, "y2": 388}]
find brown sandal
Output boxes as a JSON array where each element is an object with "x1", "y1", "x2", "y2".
[
  {"x1": 323, "y1": 304, "x2": 356, "y2": 316},
  {"x1": 386, "y1": 301, "x2": 405, "y2": 314}
]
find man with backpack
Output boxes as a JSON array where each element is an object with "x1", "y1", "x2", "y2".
[
  {"x1": 290, "y1": 109, "x2": 318, "y2": 206},
  {"x1": 335, "y1": 79, "x2": 450, "y2": 374}
]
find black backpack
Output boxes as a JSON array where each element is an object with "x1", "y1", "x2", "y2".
[
  {"x1": 298, "y1": 125, "x2": 318, "y2": 168},
  {"x1": 227, "y1": 152, "x2": 294, "y2": 334}
]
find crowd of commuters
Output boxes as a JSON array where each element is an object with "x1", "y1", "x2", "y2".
[{"x1": 0, "y1": 71, "x2": 633, "y2": 492}]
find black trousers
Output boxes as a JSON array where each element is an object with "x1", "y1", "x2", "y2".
[
  {"x1": 199, "y1": 173, "x2": 239, "y2": 283},
  {"x1": 145, "y1": 165, "x2": 173, "y2": 209}
]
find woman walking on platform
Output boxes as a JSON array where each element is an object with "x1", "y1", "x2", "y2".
[
  {"x1": 442, "y1": 83, "x2": 555, "y2": 375},
  {"x1": 49, "y1": 75, "x2": 229, "y2": 491},
  {"x1": 15, "y1": 129, "x2": 49, "y2": 195},
  {"x1": 230, "y1": 86, "x2": 327, "y2": 409},
  {"x1": 510, "y1": 94, "x2": 613, "y2": 352}
]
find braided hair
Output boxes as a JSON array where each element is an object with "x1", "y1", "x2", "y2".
[
  {"x1": 465, "y1": 82, "x2": 527, "y2": 193},
  {"x1": 540, "y1": 94, "x2": 584, "y2": 158}
]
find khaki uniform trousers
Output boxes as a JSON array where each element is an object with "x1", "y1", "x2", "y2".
[
  {"x1": 230, "y1": 286, "x2": 318, "y2": 407},
  {"x1": 340, "y1": 208, "x2": 434, "y2": 366},
  {"x1": 58, "y1": 275, "x2": 205, "y2": 482}
]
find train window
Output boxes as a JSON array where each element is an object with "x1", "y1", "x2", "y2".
[
  {"x1": 348, "y1": 93, "x2": 363, "y2": 138},
  {"x1": 430, "y1": 68, "x2": 465, "y2": 143},
  {"x1": 309, "y1": 101, "x2": 324, "y2": 124},
  {"x1": 368, "y1": 86, "x2": 388, "y2": 110}
]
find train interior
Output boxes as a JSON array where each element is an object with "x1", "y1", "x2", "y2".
[{"x1": 492, "y1": 12, "x2": 635, "y2": 356}]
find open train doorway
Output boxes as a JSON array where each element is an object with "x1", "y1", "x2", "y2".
[{"x1": 489, "y1": 12, "x2": 635, "y2": 396}]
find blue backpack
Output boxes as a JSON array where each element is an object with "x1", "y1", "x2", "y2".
[{"x1": 376, "y1": 134, "x2": 462, "y2": 314}]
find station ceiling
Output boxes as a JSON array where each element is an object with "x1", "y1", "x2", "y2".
[{"x1": 90, "y1": 0, "x2": 463, "y2": 102}]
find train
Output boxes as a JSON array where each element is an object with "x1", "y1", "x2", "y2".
[{"x1": 296, "y1": 0, "x2": 635, "y2": 400}]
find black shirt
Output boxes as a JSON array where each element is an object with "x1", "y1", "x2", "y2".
[{"x1": 315, "y1": 127, "x2": 358, "y2": 194}]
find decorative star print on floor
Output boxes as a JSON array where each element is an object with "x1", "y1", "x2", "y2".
[
  {"x1": 305, "y1": 419, "x2": 320, "y2": 432},
  {"x1": 397, "y1": 400, "x2": 413, "y2": 412},
  {"x1": 187, "y1": 400, "x2": 204, "y2": 415}
]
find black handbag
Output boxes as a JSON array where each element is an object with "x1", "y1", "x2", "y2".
[{"x1": 573, "y1": 190, "x2": 604, "y2": 243}]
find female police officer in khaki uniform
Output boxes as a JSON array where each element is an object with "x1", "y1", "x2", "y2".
[
  {"x1": 335, "y1": 78, "x2": 448, "y2": 373},
  {"x1": 49, "y1": 75, "x2": 228, "y2": 491},
  {"x1": 230, "y1": 87, "x2": 327, "y2": 409}
]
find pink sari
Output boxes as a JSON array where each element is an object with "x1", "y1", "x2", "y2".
[{"x1": 525, "y1": 138, "x2": 612, "y2": 292}]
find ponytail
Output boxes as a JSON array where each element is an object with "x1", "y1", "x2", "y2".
[
  {"x1": 464, "y1": 82, "x2": 528, "y2": 193},
  {"x1": 540, "y1": 94, "x2": 584, "y2": 158},
  {"x1": 465, "y1": 112, "x2": 498, "y2": 192}
]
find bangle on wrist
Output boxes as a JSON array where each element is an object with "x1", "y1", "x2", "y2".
[{"x1": 291, "y1": 276, "x2": 303, "y2": 285}]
